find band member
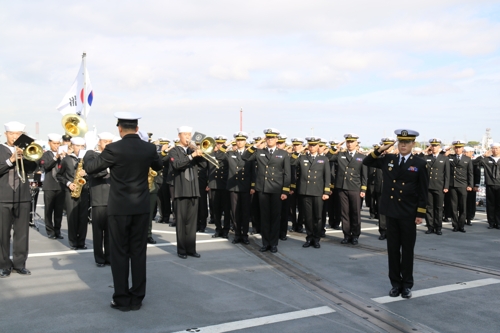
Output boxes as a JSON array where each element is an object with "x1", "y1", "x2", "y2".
[
  {"x1": 208, "y1": 135, "x2": 230, "y2": 238},
  {"x1": 447, "y1": 140, "x2": 473, "y2": 233},
  {"x1": 242, "y1": 128, "x2": 291, "y2": 253},
  {"x1": 0, "y1": 121, "x2": 38, "y2": 277},
  {"x1": 83, "y1": 132, "x2": 114, "y2": 266},
  {"x1": 57, "y1": 137, "x2": 89, "y2": 250},
  {"x1": 277, "y1": 134, "x2": 290, "y2": 240},
  {"x1": 216, "y1": 131, "x2": 253, "y2": 244},
  {"x1": 157, "y1": 138, "x2": 172, "y2": 224},
  {"x1": 363, "y1": 129, "x2": 428, "y2": 299},
  {"x1": 476, "y1": 143, "x2": 500, "y2": 229},
  {"x1": 326, "y1": 134, "x2": 367, "y2": 245},
  {"x1": 169, "y1": 126, "x2": 207, "y2": 259},
  {"x1": 290, "y1": 137, "x2": 331, "y2": 248},
  {"x1": 84, "y1": 112, "x2": 162, "y2": 311},
  {"x1": 424, "y1": 138, "x2": 450, "y2": 235},
  {"x1": 465, "y1": 147, "x2": 480, "y2": 226}
]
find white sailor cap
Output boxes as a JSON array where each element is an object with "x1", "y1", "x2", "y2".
[
  {"x1": 277, "y1": 133, "x2": 287, "y2": 142},
  {"x1": 344, "y1": 133, "x2": 359, "y2": 141},
  {"x1": 291, "y1": 137, "x2": 304, "y2": 145},
  {"x1": 428, "y1": 138, "x2": 442, "y2": 145},
  {"x1": 98, "y1": 132, "x2": 115, "y2": 140},
  {"x1": 394, "y1": 129, "x2": 419, "y2": 141},
  {"x1": 233, "y1": 131, "x2": 248, "y2": 140},
  {"x1": 47, "y1": 133, "x2": 62, "y2": 142},
  {"x1": 4, "y1": 121, "x2": 25, "y2": 132},
  {"x1": 138, "y1": 131, "x2": 149, "y2": 142},
  {"x1": 491, "y1": 143, "x2": 500, "y2": 148},
  {"x1": 158, "y1": 137, "x2": 170, "y2": 143},
  {"x1": 263, "y1": 128, "x2": 280, "y2": 137},
  {"x1": 452, "y1": 140, "x2": 466, "y2": 147},
  {"x1": 305, "y1": 137, "x2": 321, "y2": 144},
  {"x1": 177, "y1": 126, "x2": 193, "y2": 133},
  {"x1": 381, "y1": 137, "x2": 396, "y2": 145},
  {"x1": 318, "y1": 138, "x2": 327, "y2": 146},
  {"x1": 114, "y1": 112, "x2": 141, "y2": 126},
  {"x1": 70, "y1": 137, "x2": 86, "y2": 145},
  {"x1": 464, "y1": 147, "x2": 475, "y2": 152},
  {"x1": 214, "y1": 135, "x2": 228, "y2": 143}
]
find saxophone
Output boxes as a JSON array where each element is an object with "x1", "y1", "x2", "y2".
[
  {"x1": 71, "y1": 160, "x2": 87, "y2": 198},
  {"x1": 148, "y1": 168, "x2": 157, "y2": 190}
]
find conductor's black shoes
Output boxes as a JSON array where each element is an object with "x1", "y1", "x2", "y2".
[{"x1": 389, "y1": 287, "x2": 400, "y2": 297}]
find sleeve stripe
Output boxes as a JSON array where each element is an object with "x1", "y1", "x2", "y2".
[
  {"x1": 282, "y1": 187, "x2": 290, "y2": 192},
  {"x1": 417, "y1": 207, "x2": 426, "y2": 214},
  {"x1": 360, "y1": 186, "x2": 367, "y2": 190},
  {"x1": 370, "y1": 151, "x2": 377, "y2": 158},
  {"x1": 324, "y1": 187, "x2": 330, "y2": 192}
]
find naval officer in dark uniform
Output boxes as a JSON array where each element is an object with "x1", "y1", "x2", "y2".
[
  {"x1": 476, "y1": 143, "x2": 500, "y2": 229},
  {"x1": 465, "y1": 147, "x2": 480, "y2": 226},
  {"x1": 169, "y1": 126, "x2": 207, "y2": 259},
  {"x1": 84, "y1": 112, "x2": 162, "y2": 311},
  {"x1": 363, "y1": 129, "x2": 428, "y2": 299},
  {"x1": 242, "y1": 128, "x2": 291, "y2": 253}
]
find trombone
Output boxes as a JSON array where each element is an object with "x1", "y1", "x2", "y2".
[
  {"x1": 15, "y1": 143, "x2": 44, "y2": 183},
  {"x1": 189, "y1": 134, "x2": 220, "y2": 168}
]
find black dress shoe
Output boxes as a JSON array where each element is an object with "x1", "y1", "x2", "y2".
[
  {"x1": 466, "y1": 220, "x2": 472, "y2": 226},
  {"x1": 212, "y1": 233, "x2": 222, "y2": 238},
  {"x1": 378, "y1": 234, "x2": 386, "y2": 240},
  {"x1": 313, "y1": 242, "x2": 320, "y2": 249},
  {"x1": 425, "y1": 229, "x2": 434, "y2": 234},
  {"x1": 320, "y1": 231, "x2": 326, "y2": 238},
  {"x1": 332, "y1": 226, "x2": 341, "y2": 230},
  {"x1": 70, "y1": 246, "x2": 78, "y2": 250},
  {"x1": 0, "y1": 268, "x2": 11, "y2": 278},
  {"x1": 13, "y1": 268, "x2": 31, "y2": 275},
  {"x1": 270, "y1": 246, "x2": 278, "y2": 253},
  {"x1": 169, "y1": 222, "x2": 177, "y2": 227},
  {"x1": 187, "y1": 253, "x2": 201, "y2": 258},
  {"x1": 401, "y1": 288, "x2": 412, "y2": 299},
  {"x1": 452, "y1": 228, "x2": 457, "y2": 232},
  {"x1": 259, "y1": 246, "x2": 269, "y2": 252},
  {"x1": 110, "y1": 301, "x2": 130, "y2": 312},
  {"x1": 130, "y1": 303, "x2": 142, "y2": 311},
  {"x1": 488, "y1": 225, "x2": 495, "y2": 229},
  {"x1": 78, "y1": 245, "x2": 88, "y2": 250},
  {"x1": 147, "y1": 237, "x2": 157, "y2": 244},
  {"x1": 177, "y1": 253, "x2": 187, "y2": 259},
  {"x1": 436, "y1": 230, "x2": 443, "y2": 235},
  {"x1": 443, "y1": 217, "x2": 450, "y2": 222},
  {"x1": 458, "y1": 228, "x2": 466, "y2": 233},
  {"x1": 340, "y1": 238, "x2": 350, "y2": 244},
  {"x1": 197, "y1": 228, "x2": 205, "y2": 233},
  {"x1": 96, "y1": 263, "x2": 106, "y2": 267},
  {"x1": 302, "y1": 241, "x2": 311, "y2": 248},
  {"x1": 351, "y1": 238, "x2": 358, "y2": 245},
  {"x1": 232, "y1": 238, "x2": 241, "y2": 244},
  {"x1": 56, "y1": 235, "x2": 64, "y2": 239},
  {"x1": 242, "y1": 238, "x2": 250, "y2": 245},
  {"x1": 48, "y1": 235, "x2": 57, "y2": 239},
  {"x1": 389, "y1": 287, "x2": 401, "y2": 297},
  {"x1": 221, "y1": 233, "x2": 229, "y2": 239},
  {"x1": 279, "y1": 236, "x2": 287, "y2": 241}
]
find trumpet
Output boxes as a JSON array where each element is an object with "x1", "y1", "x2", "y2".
[{"x1": 15, "y1": 142, "x2": 43, "y2": 183}]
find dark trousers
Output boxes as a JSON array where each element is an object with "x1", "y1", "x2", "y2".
[
  {"x1": 168, "y1": 185, "x2": 176, "y2": 223},
  {"x1": 108, "y1": 214, "x2": 148, "y2": 307},
  {"x1": 321, "y1": 199, "x2": 328, "y2": 231},
  {"x1": 466, "y1": 190, "x2": 477, "y2": 221},
  {"x1": 0, "y1": 201, "x2": 30, "y2": 270},
  {"x1": 486, "y1": 185, "x2": 500, "y2": 227},
  {"x1": 450, "y1": 186, "x2": 467, "y2": 229},
  {"x1": 208, "y1": 189, "x2": 229, "y2": 234},
  {"x1": 288, "y1": 192, "x2": 297, "y2": 225},
  {"x1": 386, "y1": 216, "x2": 416, "y2": 290},
  {"x1": 280, "y1": 196, "x2": 290, "y2": 238},
  {"x1": 251, "y1": 192, "x2": 260, "y2": 233},
  {"x1": 259, "y1": 192, "x2": 282, "y2": 248},
  {"x1": 65, "y1": 189, "x2": 89, "y2": 248},
  {"x1": 444, "y1": 191, "x2": 452, "y2": 219},
  {"x1": 175, "y1": 197, "x2": 198, "y2": 255},
  {"x1": 197, "y1": 188, "x2": 208, "y2": 230},
  {"x1": 149, "y1": 191, "x2": 158, "y2": 237},
  {"x1": 426, "y1": 189, "x2": 444, "y2": 231},
  {"x1": 229, "y1": 191, "x2": 250, "y2": 240},
  {"x1": 338, "y1": 189, "x2": 361, "y2": 238},
  {"x1": 92, "y1": 206, "x2": 109, "y2": 264},
  {"x1": 157, "y1": 183, "x2": 171, "y2": 221},
  {"x1": 29, "y1": 188, "x2": 39, "y2": 223},
  {"x1": 301, "y1": 195, "x2": 323, "y2": 243},
  {"x1": 44, "y1": 189, "x2": 64, "y2": 237},
  {"x1": 374, "y1": 191, "x2": 386, "y2": 234},
  {"x1": 328, "y1": 189, "x2": 341, "y2": 228}
]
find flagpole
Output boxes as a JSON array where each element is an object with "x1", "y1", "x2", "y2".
[{"x1": 82, "y1": 52, "x2": 87, "y2": 119}]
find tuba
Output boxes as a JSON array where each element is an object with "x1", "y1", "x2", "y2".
[
  {"x1": 62, "y1": 114, "x2": 88, "y2": 137},
  {"x1": 71, "y1": 160, "x2": 86, "y2": 198}
]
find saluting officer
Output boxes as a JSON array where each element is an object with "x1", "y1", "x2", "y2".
[
  {"x1": 476, "y1": 143, "x2": 500, "y2": 229},
  {"x1": 290, "y1": 137, "x2": 331, "y2": 248},
  {"x1": 40, "y1": 133, "x2": 66, "y2": 240},
  {"x1": 363, "y1": 129, "x2": 428, "y2": 299},
  {"x1": 447, "y1": 140, "x2": 473, "y2": 233},
  {"x1": 326, "y1": 134, "x2": 367, "y2": 245},
  {"x1": 289, "y1": 137, "x2": 305, "y2": 233},
  {"x1": 375, "y1": 138, "x2": 396, "y2": 240},
  {"x1": 326, "y1": 140, "x2": 341, "y2": 230},
  {"x1": 208, "y1": 135, "x2": 230, "y2": 238},
  {"x1": 424, "y1": 138, "x2": 450, "y2": 235},
  {"x1": 465, "y1": 147, "x2": 480, "y2": 226},
  {"x1": 276, "y1": 133, "x2": 291, "y2": 240},
  {"x1": 215, "y1": 131, "x2": 253, "y2": 244},
  {"x1": 242, "y1": 128, "x2": 291, "y2": 253}
]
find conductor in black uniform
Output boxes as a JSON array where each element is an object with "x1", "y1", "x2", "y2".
[
  {"x1": 363, "y1": 129, "x2": 428, "y2": 299},
  {"x1": 0, "y1": 121, "x2": 38, "y2": 277},
  {"x1": 40, "y1": 133, "x2": 66, "y2": 240},
  {"x1": 242, "y1": 128, "x2": 291, "y2": 253},
  {"x1": 290, "y1": 137, "x2": 331, "y2": 248},
  {"x1": 84, "y1": 112, "x2": 162, "y2": 311},
  {"x1": 169, "y1": 126, "x2": 207, "y2": 259}
]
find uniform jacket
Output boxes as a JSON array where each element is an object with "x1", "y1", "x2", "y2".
[
  {"x1": 0, "y1": 144, "x2": 38, "y2": 203},
  {"x1": 367, "y1": 167, "x2": 383, "y2": 194},
  {"x1": 475, "y1": 156, "x2": 500, "y2": 186},
  {"x1": 448, "y1": 154, "x2": 473, "y2": 188},
  {"x1": 168, "y1": 145, "x2": 207, "y2": 199},
  {"x1": 84, "y1": 134, "x2": 162, "y2": 215},
  {"x1": 40, "y1": 150, "x2": 64, "y2": 191},
  {"x1": 242, "y1": 146, "x2": 291, "y2": 195},
  {"x1": 290, "y1": 152, "x2": 330, "y2": 196},
  {"x1": 57, "y1": 154, "x2": 87, "y2": 190},
  {"x1": 424, "y1": 154, "x2": 450, "y2": 191},
  {"x1": 215, "y1": 148, "x2": 253, "y2": 192},
  {"x1": 207, "y1": 152, "x2": 228, "y2": 189},
  {"x1": 83, "y1": 150, "x2": 110, "y2": 207},
  {"x1": 326, "y1": 150, "x2": 367, "y2": 192},
  {"x1": 363, "y1": 152, "x2": 429, "y2": 219}
]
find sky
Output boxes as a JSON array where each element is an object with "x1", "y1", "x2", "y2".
[{"x1": 1, "y1": 1, "x2": 499, "y2": 146}]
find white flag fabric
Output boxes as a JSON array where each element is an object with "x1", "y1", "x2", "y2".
[{"x1": 57, "y1": 58, "x2": 94, "y2": 118}]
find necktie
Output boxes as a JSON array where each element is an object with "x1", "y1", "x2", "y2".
[
  {"x1": 269, "y1": 149, "x2": 273, "y2": 155},
  {"x1": 399, "y1": 157, "x2": 405, "y2": 167}
]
